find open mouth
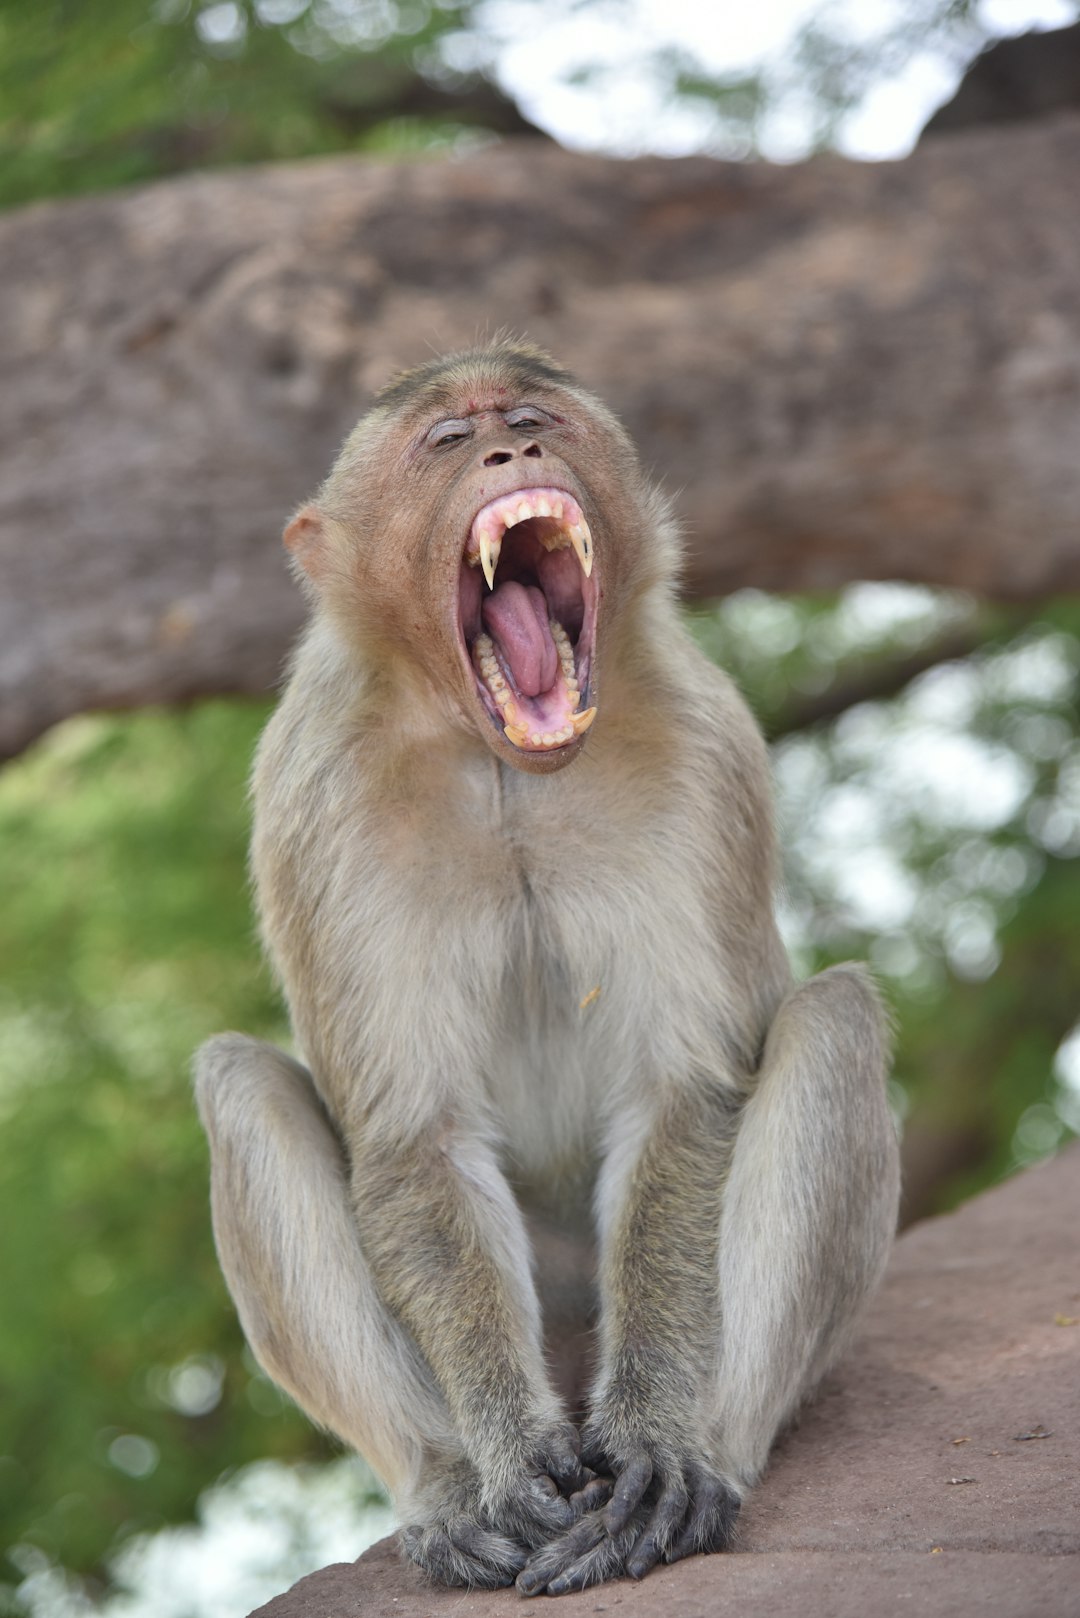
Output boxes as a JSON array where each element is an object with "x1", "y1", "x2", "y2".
[{"x1": 458, "y1": 486, "x2": 598, "y2": 753}]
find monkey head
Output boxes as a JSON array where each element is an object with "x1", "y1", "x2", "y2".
[{"x1": 283, "y1": 342, "x2": 671, "y2": 775}]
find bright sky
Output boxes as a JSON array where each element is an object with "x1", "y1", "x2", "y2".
[{"x1": 481, "y1": 0, "x2": 1077, "y2": 158}]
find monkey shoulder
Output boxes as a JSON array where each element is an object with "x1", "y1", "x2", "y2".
[{"x1": 661, "y1": 638, "x2": 774, "y2": 815}]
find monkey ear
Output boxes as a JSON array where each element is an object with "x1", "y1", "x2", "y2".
[{"x1": 283, "y1": 505, "x2": 327, "y2": 579}]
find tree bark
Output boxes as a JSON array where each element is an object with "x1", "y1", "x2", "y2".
[{"x1": 2, "y1": 119, "x2": 1079, "y2": 758}]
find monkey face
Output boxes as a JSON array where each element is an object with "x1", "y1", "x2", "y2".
[{"x1": 287, "y1": 346, "x2": 653, "y2": 775}]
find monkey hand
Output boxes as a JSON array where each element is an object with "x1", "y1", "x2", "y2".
[
  {"x1": 515, "y1": 1434, "x2": 741, "y2": 1596},
  {"x1": 402, "y1": 1423, "x2": 587, "y2": 1589},
  {"x1": 479, "y1": 1416, "x2": 589, "y2": 1539}
]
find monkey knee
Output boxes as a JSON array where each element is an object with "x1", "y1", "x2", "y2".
[
  {"x1": 194, "y1": 1031, "x2": 263, "y2": 1108},
  {"x1": 194, "y1": 1033, "x2": 313, "y2": 1134},
  {"x1": 766, "y1": 963, "x2": 891, "y2": 1094}
]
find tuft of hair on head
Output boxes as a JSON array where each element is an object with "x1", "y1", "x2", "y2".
[{"x1": 374, "y1": 338, "x2": 576, "y2": 414}]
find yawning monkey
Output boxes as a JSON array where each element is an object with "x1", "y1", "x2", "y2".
[{"x1": 196, "y1": 341, "x2": 899, "y2": 1594}]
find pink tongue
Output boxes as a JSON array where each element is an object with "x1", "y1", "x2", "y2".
[{"x1": 482, "y1": 581, "x2": 558, "y2": 697}]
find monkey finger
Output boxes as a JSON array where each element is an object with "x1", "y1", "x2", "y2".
[
  {"x1": 522, "y1": 1477, "x2": 575, "y2": 1532},
  {"x1": 580, "y1": 1431, "x2": 613, "y2": 1472},
  {"x1": 538, "y1": 1421, "x2": 586, "y2": 1493},
  {"x1": 568, "y1": 1474, "x2": 614, "y2": 1519},
  {"x1": 603, "y1": 1450, "x2": 653, "y2": 1535},
  {"x1": 625, "y1": 1476, "x2": 690, "y2": 1579}
]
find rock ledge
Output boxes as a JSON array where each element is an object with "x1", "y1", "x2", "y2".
[{"x1": 252, "y1": 1145, "x2": 1080, "y2": 1618}]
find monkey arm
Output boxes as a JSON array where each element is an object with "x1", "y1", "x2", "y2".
[{"x1": 349, "y1": 1123, "x2": 584, "y2": 1534}]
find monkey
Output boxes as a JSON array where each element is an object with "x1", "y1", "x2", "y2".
[{"x1": 194, "y1": 340, "x2": 900, "y2": 1596}]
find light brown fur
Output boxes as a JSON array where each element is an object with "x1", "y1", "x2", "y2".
[{"x1": 195, "y1": 343, "x2": 899, "y2": 1593}]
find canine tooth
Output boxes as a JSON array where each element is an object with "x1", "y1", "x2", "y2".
[
  {"x1": 571, "y1": 706, "x2": 596, "y2": 735},
  {"x1": 569, "y1": 520, "x2": 593, "y2": 578},
  {"x1": 504, "y1": 721, "x2": 529, "y2": 746},
  {"x1": 479, "y1": 529, "x2": 501, "y2": 591}
]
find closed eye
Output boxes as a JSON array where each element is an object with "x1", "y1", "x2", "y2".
[
  {"x1": 428, "y1": 418, "x2": 473, "y2": 448},
  {"x1": 505, "y1": 407, "x2": 550, "y2": 430}
]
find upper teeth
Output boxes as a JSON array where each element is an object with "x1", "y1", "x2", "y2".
[
  {"x1": 478, "y1": 526, "x2": 500, "y2": 590},
  {"x1": 466, "y1": 488, "x2": 593, "y2": 587}
]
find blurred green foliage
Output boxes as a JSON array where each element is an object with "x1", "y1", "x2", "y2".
[
  {"x1": 691, "y1": 589, "x2": 1080, "y2": 1207},
  {"x1": 0, "y1": 705, "x2": 329, "y2": 1580},
  {"x1": 0, "y1": 0, "x2": 493, "y2": 211}
]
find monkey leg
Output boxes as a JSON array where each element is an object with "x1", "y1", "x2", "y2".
[
  {"x1": 519, "y1": 963, "x2": 898, "y2": 1596},
  {"x1": 710, "y1": 962, "x2": 900, "y2": 1486},
  {"x1": 194, "y1": 1034, "x2": 537, "y2": 1588}
]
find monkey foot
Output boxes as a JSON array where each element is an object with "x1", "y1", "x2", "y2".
[{"x1": 459, "y1": 486, "x2": 598, "y2": 755}]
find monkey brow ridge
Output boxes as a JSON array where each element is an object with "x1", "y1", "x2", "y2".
[{"x1": 375, "y1": 342, "x2": 575, "y2": 413}]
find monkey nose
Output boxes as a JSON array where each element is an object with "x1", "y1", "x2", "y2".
[{"x1": 481, "y1": 442, "x2": 542, "y2": 467}]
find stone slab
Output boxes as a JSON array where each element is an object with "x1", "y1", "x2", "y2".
[{"x1": 251, "y1": 1144, "x2": 1080, "y2": 1617}]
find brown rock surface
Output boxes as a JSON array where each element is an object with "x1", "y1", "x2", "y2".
[{"x1": 251, "y1": 1144, "x2": 1080, "y2": 1618}]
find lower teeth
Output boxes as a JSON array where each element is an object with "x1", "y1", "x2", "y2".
[{"x1": 474, "y1": 620, "x2": 583, "y2": 748}]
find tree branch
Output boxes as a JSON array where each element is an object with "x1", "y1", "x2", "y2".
[
  {"x1": 768, "y1": 622, "x2": 986, "y2": 739},
  {"x1": 2, "y1": 119, "x2": 1079, "y2": 758}
]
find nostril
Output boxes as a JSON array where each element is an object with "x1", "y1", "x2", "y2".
[
  {"x1": 483, "y1": 450, "x2": 513, "y2": 467},
  {"x1": 523, "y1": 443, "x2": 542, "y2": 458}
]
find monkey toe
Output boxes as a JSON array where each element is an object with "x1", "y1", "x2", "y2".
[
  {"x1": 602, "y1": 1448, "x2": 654, "y2": 1534},
  {"x1": 516, "y1": 1512, "x2": 637, "y2": 1596},
  {"x1": 664, "y1": 1473, "x2": 741, "y2": 1564},
  {"x1": 401, "y1": 1519, "x2": 527, "y2": 1589},
  {"x1": 624, "y1": 1475, "x2": 689, "y2": 1578}
]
